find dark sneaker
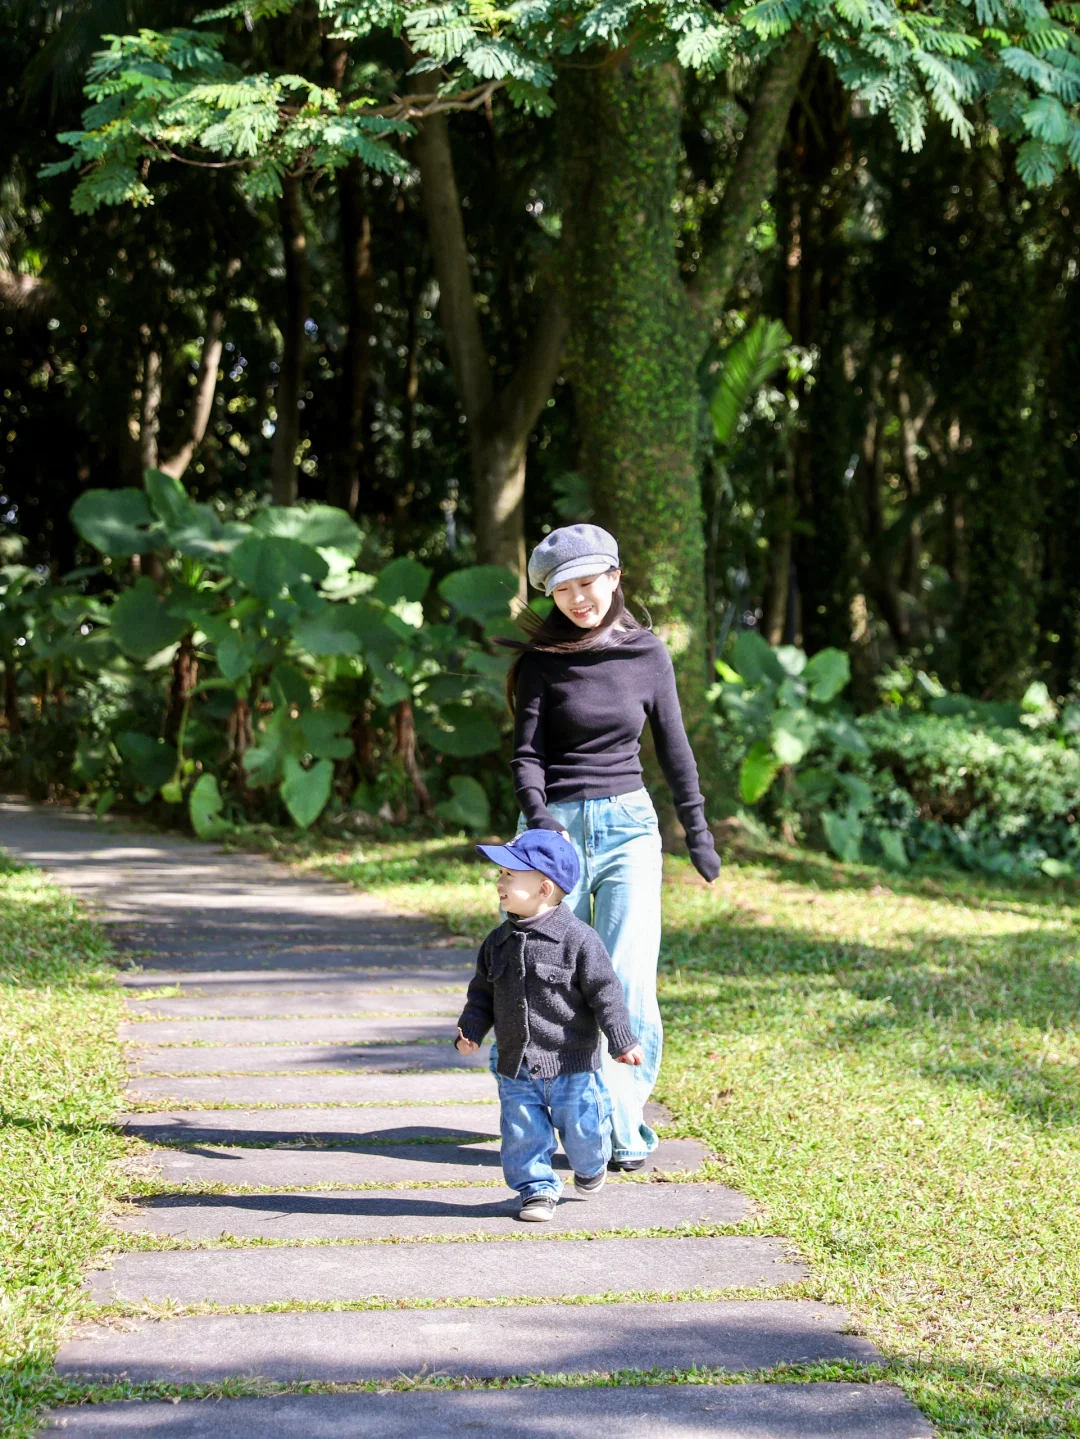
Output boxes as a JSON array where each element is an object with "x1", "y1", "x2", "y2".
[
  {"x1": 519, "y1": 1195, "x2": 557, "y2": 1222},
  {"x1": 574, "y1": 1169, "x2": 606, "y2": 1196},
  {"x1": 607, "y1": 1157, "x2": 646, "y2": 1172}
]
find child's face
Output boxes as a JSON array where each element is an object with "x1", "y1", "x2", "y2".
[{"x1": 496, "y1": 866, "x2": 558, "y2": 917}]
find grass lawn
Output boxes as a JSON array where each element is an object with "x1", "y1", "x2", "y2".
[
  {"x1": 255, "y1": 830, "x2": 1080, "y2": 1437},
  {"x1": 0, "y1": 854, "x2": 126, "y2": 1438}
]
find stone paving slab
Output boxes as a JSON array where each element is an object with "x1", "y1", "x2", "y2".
[
  {"x1": 121, "y1": 1098, "x2": 668, "y2": 1146},
  {"x1": 0, "y1": 800, "x2": 438, "y2": 940},
  {"x1": 113, "y1": 1182, "x2": 749, "y2": 1240},
  {"x1": 89, "y1": 1236, "x2": 801, "y2": 1306},
  {"x1": 127, "y1": 990, "x2": 464, "y2": 1018},
  {"x1": 124, "y1": 1074, "x2": 499, "y2": 1107},
  {"x1": 44, "y1": 1383, "x2": 935, "y2": 1437},
  {"x1": 122, "y1": 1105, "x2": 501, "y2": 1146},
  {"x1": 120, "y1": 966, "x2": 473, "y2": 992},
  {"x1": 134, "y1": 1042, "x2": 489, "y2": 1075},
  {"x1": 55, "y1": 1300, "x2": 878, "y2": 1381},
  {"x1": 122, "y1": 1015, "x2": 457, "y2": 1045},
  {"x1": 136, "y1": 1138, "x2": 708, "y2": 1188},
  {"x1": 121, "y1": 947, "x2": 468, "y2": 973}
]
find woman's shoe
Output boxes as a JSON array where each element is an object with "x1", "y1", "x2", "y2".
[
  {"x1": 519, "y1": 1195, "x2": 557, "y2": 1222},
  {"x1": 607, "y1": 1157, "x2": 646, "y2": 1172}
]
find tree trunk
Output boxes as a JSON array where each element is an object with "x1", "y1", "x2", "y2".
[
  {"x1": 691, "y1": 31, "x2": 814, "y2": 318},
  {"x1": 164, "y1": 633, "x2": 199, "y2": 742},
  {"x1": 411, "y1": 86, "x2": 565, "y2": 584},
  {"x1": 393, "y1": 698, "x2": 432, "y2": 813},
  {"x1": 3, "y1": 661, "x2": 19, "y2": 735},
  {"x1": 558, "y1": 56, "x2": 707, "y2": 703},
  {"x1": 271, "y1": 176, "x2": 310, "y2": 506},
  {"x1": 332, "y1": 159, "x2": 376, "y2": 515},
  {"x1": 138, "y1": 344, "x2": 162, "y2": 473},
  {"x1": 159, "y1": 271, "x2": 236, "y2": 481},
  {"x1": 393, "y1": 190, "x2": 420, "y2": 553}
]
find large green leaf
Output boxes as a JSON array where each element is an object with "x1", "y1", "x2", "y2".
[
  {"x1": 421, "y1": 704, "x2": 501, "y2": 757},
  {"x1": 771, "y1": 707, "x2": 818, "y2": 765},
  {"x1": 739, "y1": 740, "x2": 781, "y2": 804},
  {"x1": 281, "y1": 754, "x2": 333, "y2": 828},
  {"x1": 109, "y1": 577, "x2": 188, "y2": 660},
  {"x1": 804, "y1": 648, "x2": 851, "y2": 704},
  {"x1": 169, "y1": 504, "x2": 251, "y2": 560},
  {"x1": 299, "y1": 708, "x2": 353, "y2": 760},
  {"x1": 878, "y1": 829, "x2": 909, "y2": 870},
  {"x1": 822, "y1": 809, "x2": 864, "y2": 863},
  {"x1": 709, "y1": 317, "x2": 790, "y2": 449},
  {"x1": 71, "y1": 488, "x2": 164, "y2": 557},
  {"x1": 144, "y1": 468, "x2": 195, "y2": 527},
  {"x1": 438, "y1": 565, "x2": 518, "y2": 622},
  {"x1": 252, "y1": 503, "x2": 364, "y2": 558},
  {"x1": 292, "y1": 605, "x2": 363, "y2": 656},
  {"x1": 217, "y1": 632, "x2": 259, "y2": 682},
  {"x1": 189, "y1": 772, "x2": 230, "y2": 839},
  {"x1": 228, "y1": 535, "x2": 329, "y2": 600},
  {"x1": 376, "y1": 556, "x2": 432, "y2": 605},
  {"x1": 116, "y1": 731, "x2": 176, "y2": 793},
  {"x1": 434, "y1": 775, "x2": 491, "y2": 833},
  {"x1": 732, "y1": 630, "x2": 786, "y2": 688}
]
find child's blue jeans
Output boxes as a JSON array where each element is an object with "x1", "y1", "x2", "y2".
[{"x1": 496, "y1": 1068, "x2": 612, "y2": 1201}]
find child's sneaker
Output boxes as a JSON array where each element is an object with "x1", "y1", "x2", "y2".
[
  {"x1": 574, "y1": 1169, "x2": 606, "y2": 1196},
  {"x1": 608, "y1": 1157, "x2": 645, "y2": 1172},
  {"x1": 519, "y1": 1195, "x2": 557, "y2": 1222}
]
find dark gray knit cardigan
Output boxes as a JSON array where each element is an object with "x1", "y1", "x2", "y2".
[{"x1": 456, "y1": 903, "x2": 637, "y2": 1080}]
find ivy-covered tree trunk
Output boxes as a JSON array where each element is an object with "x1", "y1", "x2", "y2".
[
  {"x1": 558, "y1": 57, "x2": 706, "y2": 703},
  {"x1": 954, "y1": 161, "x2": 1042, "y2": 698}
]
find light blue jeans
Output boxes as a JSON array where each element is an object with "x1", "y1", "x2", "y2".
[
  {"x1": 517, "y1": 789, "x2": 663, "y2": 1162},
  {"x1": 497, "y1": 1068, "x2": 612, "y2": 1200}
]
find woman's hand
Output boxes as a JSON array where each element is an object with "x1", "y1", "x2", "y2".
[
  {"x1": 455, "y1": 1029, "x2": 480, "y2": 1055},
  {"x1": 615, "y1": 1044, "x2": 644, "y2": 1066}
]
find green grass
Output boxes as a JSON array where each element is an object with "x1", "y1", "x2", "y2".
[
  {"x1": 0, "y1": 854, "x2": 126, "y2": 1438},
  {"x1": 263, "y1": 832, "x2": 1080, "y2": 1437}
]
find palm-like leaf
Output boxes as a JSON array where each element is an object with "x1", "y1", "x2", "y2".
[{"x1": 708, "y1": 317, "x2": 791, "y2": 450}]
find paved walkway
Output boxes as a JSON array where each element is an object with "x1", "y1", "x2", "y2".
[{"x1": 0, "y1": 799, "x2": 933, "y2": 1437}]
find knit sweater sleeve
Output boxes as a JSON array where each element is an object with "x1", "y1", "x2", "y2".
[
  {"x1": 456, "y1": 938, "x2": 496, "y2": 1045},
  {"x1": 510, "y1": 658, "x2": 561, "y2": 831},
  {"x1": 575, "y1": 929, "x2": 638, "y2": 1058},
  {"x1": 647, "y1": 641, "x2": 721, "y2": 882}
]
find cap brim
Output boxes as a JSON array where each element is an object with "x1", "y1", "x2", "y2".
[
  {"x1": 542, "y1": 555, "x2": 620, "y2": 595},
  {"x1": 475, "y1": 844, "x2": 534, "y2": 871}
]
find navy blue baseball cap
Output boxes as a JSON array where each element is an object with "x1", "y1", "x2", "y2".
[{"x1": 476, "y1": 829, "x2": 580, "y2": 895}]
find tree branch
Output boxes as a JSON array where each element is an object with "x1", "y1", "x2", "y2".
[
  {"x1": 690, "y1": 30, "x2": 814, "y2": 319},
  {"x1": 409, "y1": 79, "x2": 493, "y2": 423},
  {"x1": 159, "y1": 304, "x2": 229, "y2": 480},
  {"x1": 482, "y1": 292, "x2": 567, "y2": 446}
]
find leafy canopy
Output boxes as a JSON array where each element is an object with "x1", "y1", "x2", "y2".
[{"x1": 43, "y1": 0, "x2": 1080, "y2": 209}]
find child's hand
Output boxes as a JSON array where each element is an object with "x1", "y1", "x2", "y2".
[
  {"x1": 455, "y1": 1029, "x2": 480, "y2": 1056},
  {"x1": 615, "y1": 1044, "x2": 644, "y2": 1066}
]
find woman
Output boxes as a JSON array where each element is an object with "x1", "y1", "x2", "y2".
[{"x1": 504, "y1": 523, "x2": 720, "y2": 1169}]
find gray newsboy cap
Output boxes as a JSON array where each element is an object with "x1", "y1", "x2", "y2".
[{"x1": 527, "y1": 524, "x2": 620, "y2": 596}]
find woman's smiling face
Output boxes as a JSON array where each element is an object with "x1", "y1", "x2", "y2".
[{"x1": 551, "y1": 570, "x2": 622, "y2": 629}]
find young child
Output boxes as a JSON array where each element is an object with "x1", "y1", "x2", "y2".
[{"x1": 454, "y1": 829, "x2": 643, "y2": 1222}]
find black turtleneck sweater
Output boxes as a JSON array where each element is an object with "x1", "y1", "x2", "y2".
[{"x1": 511, "y1": 627, "x2": 720, "y2": 882}]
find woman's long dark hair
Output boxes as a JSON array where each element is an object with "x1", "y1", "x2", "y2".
[{"x1": 499, "y1": 572, "x2": 643, "y2": 714}]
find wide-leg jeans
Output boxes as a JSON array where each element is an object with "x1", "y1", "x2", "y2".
[{"x1": 518, "y1": 789, "x2": 663, "y2": 1161}]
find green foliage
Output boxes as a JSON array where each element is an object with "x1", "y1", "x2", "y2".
[
  {"x1": 718, "y1": 634, "x2": 1080, "y2": 875},
  {"x1": 714, "y1": 630, "x2": 866, "y2": 813},
  {"x1": 0, "y1": 473, "x2": 515, "y2": 834},
  {"x1": 706, "y1": 318, "x2": 791, "y2": 450}
]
